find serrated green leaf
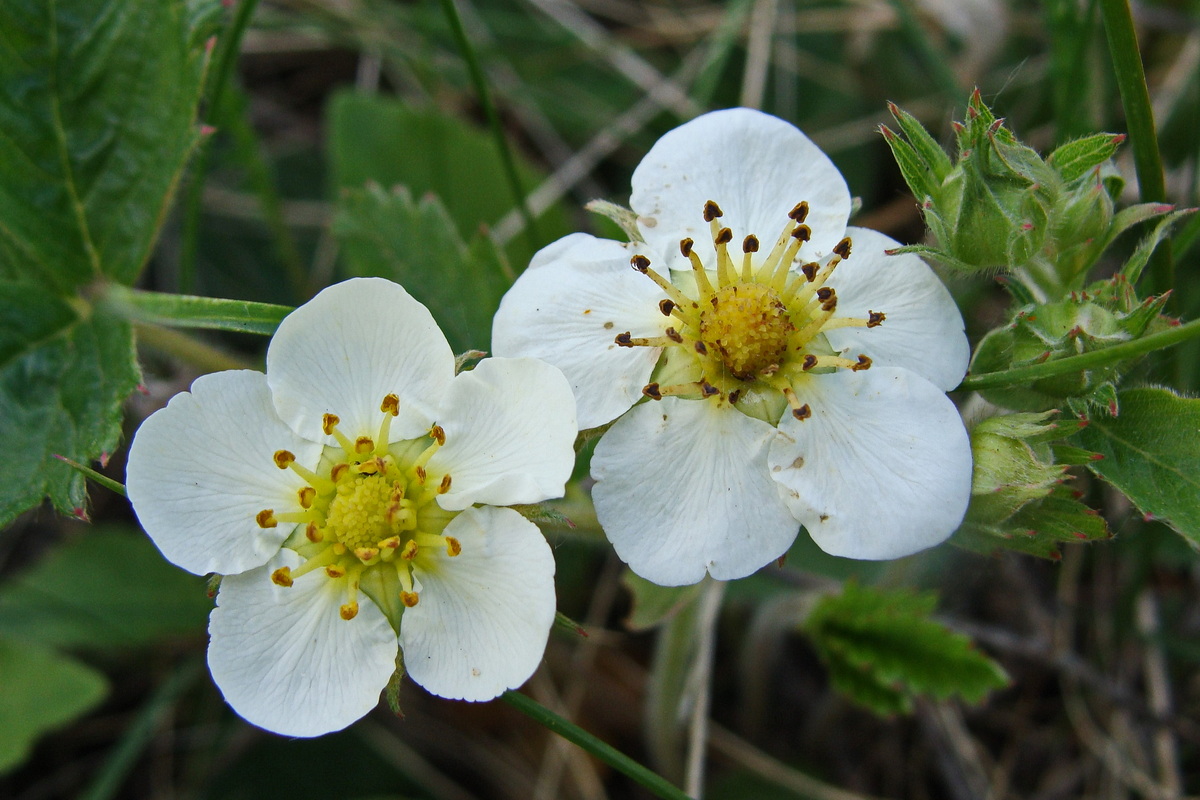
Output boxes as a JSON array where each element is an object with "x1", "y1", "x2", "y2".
[
  {"x1": 327, "y1": 91, "x2": 570, "y2": 269},
  {"x1": 1047, "y1": 133, "x2": 1123, "y2": 183},
  {"x1": 0, "y1": 312, "x2": 139, "y2": 525},
  {"x1": 803, "y1": 583, "x2": 1008, "y2": 714},
  {"x1": 0, "y1": 281, "x2": 80, "y2": 369},
  {"x1": 1077, "y1": 388, "x2": 1200, "y2": 547},
  {"x1": 621, "y1": 569, "x2": 705, "y2": 631},
  {"x1": 334, "y1": 184, "x2": 509, "y2": 352},
  {"x1": 0, "y1": 0, "x2": 208, "y2": 292},
  {"x1": 0, "y1": 528, "x2": 211, "y2": 649},
  {"x1": 0, "y1": 637, "x2": 108, "y2": 774}
]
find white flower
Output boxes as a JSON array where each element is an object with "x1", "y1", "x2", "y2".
[
  {"x1": 127, "y1": 278, "x2": 578, "y2": 737},
  {"x1": 493, "y1": 108, "x2": 973, "y2": 586}
]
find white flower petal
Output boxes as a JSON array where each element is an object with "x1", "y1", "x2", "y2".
[
  {"x1": 401, "y1": 506, "x2": 556, "y2": 701},
  {"x1": 630, "y1": 108, "x2": 851, "y2": 270},
  {"x1": 428, "y1": 358, "x2": 577, "y2": 511},
  {"x1": 823, "y1": 227, "x2": 969, "y2": 391},
  {"x1": 126, "y1": 371, "x2": 322, "y2": 577},
  {"x1": 207, "y1": 550, "x2": 398, "y2": 737},
  {"x1": 492, "y1": 234, "x2": 669, "y2": 429},
  {"x1": 592, "y1": 398, "x2": 799, "y2": 585},
  {"x1": 267, "y1": 278, "x2": 455, "y2": 442},
  {"x1": 768, "y1": 367, "x2": 972, "y2": 560}
]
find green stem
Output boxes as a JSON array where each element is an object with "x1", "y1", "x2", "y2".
[
  {"x1": 179, "y1": 0, "x2": 262, "y2": 294},
  {"x1": 436, "y1": 0, "x2": 539, "y2": 260},
  {"x1": 102, "y1": 285, "x2": 292, "y2": 336},
  {"x1": 1099, "y1": 0, "x2": 1173, "y2": 297},
  {"x1": 958, "y1": 317, "x2": 1200, "y2": 391},
  {"x1": 501, "y1": 691, "x2": 694, "y2": 800}
]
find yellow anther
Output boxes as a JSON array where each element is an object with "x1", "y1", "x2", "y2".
[
  {"x1": 354, "y1": 546, "x2": 380, "y2": 563},
  {"x1": 274, "y1": 450, "x2": 295, "y2": 469},
  {"x1": 330, "y1": 463, "x2": 350, "y2": 482},
  {"x1": 305, "y1": 522, "x2": 322, "y2": 543},
  {"x1": 297, "y1": 486, "x2": 316, "y2": 509},
  {"x1": 271, "y1": 567, "x2": 293, "y2": 587},
  {"x1": 256, "y1": 509, "x2": 277, "y2": 529},
  {"x1": 325, "y1": 564, "x2": 346, "y2": 578},
  {"x1": 381, "y1": 394, "x2": 400, "y2": 415},
  {"x1": 322, "y1": 414, "x2": 340, "y2": 435},
  {"x1": 401, "y1": 540, "x2": 419, "y2": 560},
  {"x1": 445, "y1": 536, "x2": 462, "y2": 557},
  {"x1": 340, "y1": 602, "x2": 359, "y2": 620},
  {"x1": 400, "y1": 591, "x2": 420, "y2": 608},
  {"x1": 438, "y1": 474, "x2": 452, "y2": 494},
  {"x1": 414, "y1": 465, "x2": 426, "y2": 484},
  {"x1": 355, "y1": 436, "x2": 374, "y2": 454},
  {"x1": 430, "y1": 425, "x2": 446, "y2": 446}
]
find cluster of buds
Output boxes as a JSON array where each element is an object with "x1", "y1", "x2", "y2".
[
  {"x1": 881, "y1": 90, "x2": 1175, "y2": 301},
  {"x1": 971, "y1": 274, "x2": 1173, "y2": 414},
  {"x1": 956, "y1": 411, "x2": 1107, "y2": 559}
]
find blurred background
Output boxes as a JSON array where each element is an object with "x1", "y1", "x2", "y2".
[{"x1": 2, "y1": 0, "x2": 1199, "y2": 798}]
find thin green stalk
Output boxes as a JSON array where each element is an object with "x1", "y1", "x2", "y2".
[
  {"x1": 80, "y1": 659, "x2": 204, "y2": 800},
  {"x1": 958, "y1": 317, "x2": 1200, "y2": 391},
  {"x1": 134, "y1": 324, "x2": 257, "y2": 373},
  {"x1": 53, "y1": 456, "x2": 127, "y2": 498},
  {"x1": 436, "y1": 0, "x2": 539, "y2": 259},
  {"x1": 179, "y1": 0, "x2": 262, "y2": 293},
  {"x1": 102, "y1": 285, "x2": 291, "y2": 335},
  {"x1": 1099, "y1": 0, "x2": 1173, "y2": 297},
  {"x1": 501, "y1": 690, "x2": 694, "y2": 800}
]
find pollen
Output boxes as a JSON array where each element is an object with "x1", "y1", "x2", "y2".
[{"x1": 699, "y1": 283, "x2": 793, "y2": 380}]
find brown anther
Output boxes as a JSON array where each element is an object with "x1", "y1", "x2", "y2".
[
  {"x1": 445, "y1": 536, "x2": 462, "y2": 557},
  {"x1": 256, "y1": 509, "x2": 278, "y2": 528},
  {"x1": 867, "y1": 311, "x2": 886, "y2": 328},
  {"x1": 680, "y1": 238, "x2": 695, "y2": 257},
  {"x1": 271, "y1": 567, "x2": 293, "y2": 587},
  {"x1": 791, "y1": 225, "x2": 812, "y2": 242},
  {"x1": 822, "y1": 296, "x2": 838, "y2": 312},
  {"x1": 438, "y1": 474, "x2": 452, "y2": 494},
  {"x1": 401, "y1": 540, "x2": 419, "y2": 560},
  {"x1": 665, "y1": 327, "x2": 683, "y2": 343},
  {"x1": 631, "y1": 254, "x2": 651, "y2": 272},
  {"x1": 793, "y1": 404, "x2": 812, "y2": 421},
  {"x1": 381, "y1": 393, "x2": 400, "y2": 415},
  {"x1": 816, "y1": 287, "x2": 833, "y2": 301},
  {"x1": 305, "y1": 522, "x2": 322, "y2": 543},
  {"x1": 340, "y1": 602, "x2": 359, "y2": 621},
  {"x1": 789, "y1": 202, "x2": 810, "y2": 222},
  {"x1": 802, "y1": 354, "x2": 819, "y2": 371},
  {"x1": 659, "y1": 299, "x2": 676, "y2": 316},
  {"x1": 801, "y1": 262, "x2": 819, "y2": 281},
  {"x1": 400, "y1": 591, "x2": 420, "y2": 608},
  {"x1": 353, "y1": 547, "x2": 379, "y2": 563},
  {"x1": 430, "y1": 425, "x2": 446, "y2": 446},
  {"x1": 833, "y1": 237, "x2": 853, "y2": 259},
  {"x1": 642, "y1": 383, "x2": 663, "y2": 400},
  {"x1": 703, "y1": 200, "x2": 724, "y2": 221},
  {"x1": 694, "y1": 341, "x2": 708, "y2": 356},
  {"x1": 325, "y1": 564, "x2": 347, "y2": 578},
  {"x1": 743, "y1": 235, "x2": 760, "y2": 253},
  {"x1": 615, "y1": 331, "x2": 634, "y2": 347},
  {"x1": 273, "y1": 450, "x2": 295, "y2": 469},
  {"x1": 852, "y1": 354, "x2": 873, "y2": 371},
  {"x1": 699, "y1": 381, "x2": 719, "y2": 397},
  {"x1": 297, "y1": 486, "x2": 316, "y2": 509},
  {"x1": 330, "y1": 463, "x2": 349, "y2": 482},
  {"x1": 728, "y1": 390, "x2": 742, "y2": 404},
  {"x1": 714, "y1": 227, "x2": 733, "y2": 245},
  {"x1": 380, "y1": 536, "x2": 401, "y2": 551},
  {"x1": 322, "y1": 413, "x2": 340, "y2": 435}
]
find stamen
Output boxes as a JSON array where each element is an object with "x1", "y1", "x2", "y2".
[
  {"x1": 781, "y1": 387, "x2": 812, "y2": 420},
  {"x1": 615, "y1": 332, "x2": 684, "y2": 349},
  {"x1": 714, "y1": 226, "x2": 736, "y2": 286},
  {"x1": 325, "y1": 564, "x2": 346, "y2": 578},
  {"x1": 323, "y1": 414, "x2": 357, "y2": 454},
  {"x1": 445, "y1": 536, "x2": 462, "y2": 557},
  {"x1": 340, "y1": 601, "x2": 359, "y2": 620},
  {"x1": 430, "y1": 425, "x2": 446, "y2": 446},
  {"x1": 274, "y1": 450, "x2": 294, "y2": 469},
  {"x1": 400, "y1": 540, "x2": 419, "y2": 560},
  {"x1": 376, "y1": 394, "x2": 399, "y2": 447},
  {"x1": 681, "y1": 238, "x2": 716, "y2": 296},
  {"x1": 631, "y1": 255, "x2": 697, "y2": 313},
  {"x1": 659, "y1": 299, "x2": 676, "y2": 316},
  {"x1": 789, "y1": 202, "x2": 809, "y2": 223},
  {"x1": 642, "y1": 380, "x2": 718, "y2": 400},
  {"x1": 438, "y1": 474, "x2": 452, "y2": 494},
  {"x1": 355, "y1": 436, "x2": 374, "y2": 454},
  {"x1": 833, "y1": 236, "x2": 853, "y2": 259},
  {"x1": 297, "y1": 486, "x2": 316, "y2": 509},
  {"x1": 742, "y1": 235, "x2": 759, "y2": 281},
  {"x1": 271, "y1": 567, "x2": 293, "y2": 587},
  {"x1": 256, "y1": 509, "x2": 277, "y2": 528},
  {"x1": 274, "y1": 452, "x2": 334, "y2": 492},
  {"x1": 305, "y1": 522, "x2": 323, "y2": 542},
  {"x1": 703, "y1": 200, "x2": 724, "y2": 221},
  {"x1": 868, "y1": 311, "x2": 886, "y2": 327}
]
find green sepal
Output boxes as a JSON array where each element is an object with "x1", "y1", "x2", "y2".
[
  {"x1": 586, "y1": 199, "x2": 645, "y2": 243},
  {"x1": 385, "y1": 651, "x2": 406, "y2": 718},
  {"x1": 1048, "y1": 133, "x2": 1126, "y2": 183}
]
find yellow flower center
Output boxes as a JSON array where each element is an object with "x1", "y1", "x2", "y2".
[
  {"x1": 616, "y1": 200, "x2": 885, "y2": 422},
  {"x1": 253, "y1": 394, "x2": 460, "y2": 625}
]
